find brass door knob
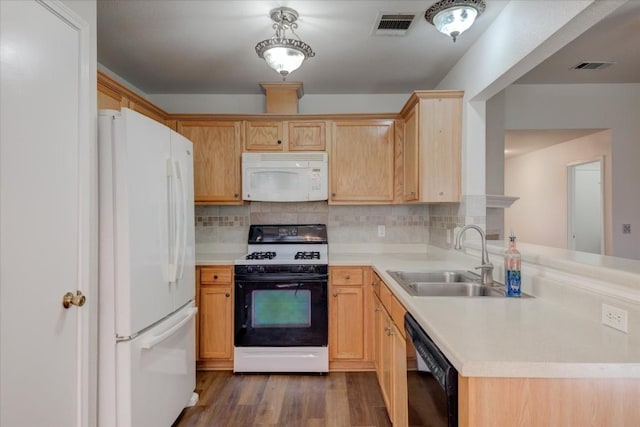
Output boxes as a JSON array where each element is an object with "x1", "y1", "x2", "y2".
[{"x1": 62, "y1": 291, "x2": 86, "y2": 309}]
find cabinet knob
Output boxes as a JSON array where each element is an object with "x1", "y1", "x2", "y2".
[
  {"x1": 234, "y1": 193, "x2": 239, "y2": 198},
  {"x1": 277, "y1": 140, "x2": 282, "y2": 145},
  {"x1": 439, "y1": 191, "x2": 444, "y2": 196},
  {"x1": 344, "y1": 274, "x2": 350, "y2": 280},
  {"x1": 332, "y1": 293, "x2": 338, "y2": 297},
  {"x1": 331, "y1": 192, "x2": 336, "y2": 197},
  {"x1": 225, "y1": 293, "x2": 230, "y2": 298}
]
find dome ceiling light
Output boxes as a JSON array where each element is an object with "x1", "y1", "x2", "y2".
[
  {"x1": 255, "y1": 7, "x2": 315, "y2": 80},
  {"x1": 425, "y1": 0, "x2": 486, "y2": 42}
]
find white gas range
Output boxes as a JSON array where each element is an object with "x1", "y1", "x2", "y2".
[{"x1": 233, "y1": 224, "x2": 329, "y2": 373}]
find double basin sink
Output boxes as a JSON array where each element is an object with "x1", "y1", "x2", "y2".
[{"x1": 387, "y1": 270, "x2": 508, "y2": 297}]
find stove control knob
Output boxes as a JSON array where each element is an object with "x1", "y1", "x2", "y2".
[
  {"x1": 307, "y1": 265, "x2": 316, "y2": 274},
  {"x1": 245, "y1": 266, "x2": 253, "y2": 274},
  {"x1": 294, "y1": 265, "x2": 304, "y2": 273},
  {"x1": 257, "y1": 266, "x2": 266, "y2": 274}
]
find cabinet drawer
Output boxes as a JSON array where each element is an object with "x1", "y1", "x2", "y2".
[
  {"x1": 200, "y1": 266, "x2": 232, "y2": 284},
  {"x1": 389, "y1": 295, "x2": 407, "y2": 338},
  {"x1": 379, "y1": 282, "x2": 393, "y2": 312},
  {"x1": 331, "y1": 267, "x2": 364, "y2": 285},
  {"x1": 372, "y1": 273, "x2": 382, "y2": 297}
]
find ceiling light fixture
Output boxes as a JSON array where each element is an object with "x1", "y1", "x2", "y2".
[
  {"x1": 425, "y1": 0, "x2": 486, "y2": 42},
  {"x1": 255, "y1": 7, "x2": 315, "y2": 80}
]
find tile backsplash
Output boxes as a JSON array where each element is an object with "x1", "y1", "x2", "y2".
[
  {"x1": 195, "y1": 198, "x2": 483, "y2": 250},
  {"x1": 196, "y1": 202, "x2": 429, "y2": 246}
]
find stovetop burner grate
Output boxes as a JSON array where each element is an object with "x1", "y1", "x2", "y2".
[
  {"x1": 245, "y1": 251, "x2": 276, "y2": 260},
  {"x1": 294, "y1": 251, "x2": 320, "y2": 260}
]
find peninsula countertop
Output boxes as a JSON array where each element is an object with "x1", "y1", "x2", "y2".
[{"x1": 331, "y1": 248, "x2": 640, "y2": 379}]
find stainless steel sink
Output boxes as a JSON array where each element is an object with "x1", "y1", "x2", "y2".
[
  {"x1": 407, "y1": 282, "x2": 504, "y2": 297},
  {"x1": 386, "y1": 269, "x2": 508, "y2": 297},
  {"x1": 387, "y1": 270, "x2": 481, "y2": 285}
]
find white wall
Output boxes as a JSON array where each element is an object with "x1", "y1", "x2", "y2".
[
  {"x1": 504, "y1": 130, "x2": 612, "y2": 254},
  {"x1": 434, "y1": 0, "x2": 619, "y2": 206},
  {"x1": 502, "y1": 83, "x2": 640, "y2": 259}
]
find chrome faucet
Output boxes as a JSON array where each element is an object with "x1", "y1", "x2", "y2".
[{"x1": 454, "y1": 225, "x2": 494, "y2": 286}]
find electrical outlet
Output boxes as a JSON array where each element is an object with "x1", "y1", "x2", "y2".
[
  {"x1": 601, "y1": 303, "x2": 628, "y2": 333},
  {"x1": 377, "y1": 225, "x2": 385, "y2": 237},
  {"x1": 623, "y1": 224, "x2": 631, "y2": 234}
]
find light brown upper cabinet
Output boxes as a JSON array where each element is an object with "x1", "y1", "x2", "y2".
[
  {"x1": 401, "y1": 91, "x2": 463, "y2": 203},
  {"x1": 97, "y1": 71, "x2": 169, "y2": 126},
  {"x1": 330, "y1": 120, "x2": 395, "y2": 204},
  {"x1": 177, "y1": 121, "x2": 243, "y2": 204},
  {"x1": 244, "y1": 120, "x2": 327, "y2": 151}
]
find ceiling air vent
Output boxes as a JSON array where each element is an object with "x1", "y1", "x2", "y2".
[
  {"x1": 373, "y1": 13, "x2": 416, "y2": 36},
  {"x1": 571, "y1": 61, "x2": 615, "y2": 70}
]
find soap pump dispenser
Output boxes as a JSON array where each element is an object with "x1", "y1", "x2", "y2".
[{"x1": 504, "y1": 232, "x2": 521, "y2": 297}]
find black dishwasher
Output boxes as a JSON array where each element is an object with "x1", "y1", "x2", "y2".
[{"x1": 404, "y1": 313, "x2": 458, "y2": 427}]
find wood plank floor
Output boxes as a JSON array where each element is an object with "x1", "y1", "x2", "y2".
[{"x1": 172, "y1": 371, "x2": 392, "y2": 427}]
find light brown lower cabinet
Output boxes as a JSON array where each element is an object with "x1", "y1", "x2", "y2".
[
  {"x1": 373, "y1": 276, "x2": 408, "y2": 426},
  {"x1": 328, "y1": 266, "x2": 374, "y2": 371},
  {"x1": 459, "y1": 376, "x2": 640, "y2": 426},
  {"x1": 196, "y1": 266, "x2": 234, "y2": 370}
]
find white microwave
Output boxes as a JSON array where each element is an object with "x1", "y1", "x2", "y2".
[{"x1": 242, "y1": 152, "x2": 328, "y2": 202}]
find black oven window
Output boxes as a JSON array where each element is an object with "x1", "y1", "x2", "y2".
[{"x1": 252, "y1": 289, "x2": 311, "y2": 328}]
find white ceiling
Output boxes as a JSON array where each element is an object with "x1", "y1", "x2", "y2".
[{"x1": 97, "y1": 1, "x2": 640, "y2": 95}]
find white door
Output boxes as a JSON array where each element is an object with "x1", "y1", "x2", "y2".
[
  {"x1": 0, "y1": 1, "x2": 93, "y2": 427},
  {"x1": 567, "y1": 158, "x2": 604, "y2": 254}
]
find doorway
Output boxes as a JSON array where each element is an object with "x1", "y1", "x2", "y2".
[{"x1": 567, "y1": 158, "x2": 604, "y2": 254}]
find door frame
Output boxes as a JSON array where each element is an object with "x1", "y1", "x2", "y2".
[{"x1": 566, "y1": 156, "x2": 604, "y2": 254}]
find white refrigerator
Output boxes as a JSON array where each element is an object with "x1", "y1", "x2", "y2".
[{"x1": 98, "y1": 108, "x2": 197, "y2": 427}]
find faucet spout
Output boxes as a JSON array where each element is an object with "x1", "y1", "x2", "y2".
[{"x1": 454, "y1": 225, "x2": 493, "y2": 285}]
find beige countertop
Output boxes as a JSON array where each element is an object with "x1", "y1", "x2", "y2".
[{"x1": 197, "y1": 244, "x2": 640, "y2": 379}]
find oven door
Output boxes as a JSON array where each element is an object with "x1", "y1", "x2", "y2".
[{"x1": 234, "y1": 275, "x2": 328, "y2": 347}]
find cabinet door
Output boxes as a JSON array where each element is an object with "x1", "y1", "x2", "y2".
[
  {"x1": 330, "y1": 120, "x2": 395, "y2": 203},
  {"x1": 245, "y1": 121, "x2": 284, "y2": 151},
  {"x1": 329, "y1": 285, "x2": 365, "y2": 360},
  {"x1": 177, "y1": 121, "x2": 242, "y2": 204},
  {"x1": 373, "y1": 296, "x2": 384, "y2": 384},
  {"x1": 288, "y1": 121, "x2": 326, "y2": 151},
  {"x1": 391, "y1": 321, "x2": 408, "y2": 426},
  {"x1": 199, "y1": 285, "x2": 233, "y2": 360},
  {"x1": 380, "y1": 307, "x2": 393, "y2": 413},
  {"x1": 403, "y1": 104, "x2": 420, "y2": 201},
  {"x1": 421, "y1": 97, "x2": 462, "y2": 202}
]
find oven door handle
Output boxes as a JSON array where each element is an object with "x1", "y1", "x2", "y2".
[{"x1": 234, "y1": 274, "x2": 328, "y2": 282}]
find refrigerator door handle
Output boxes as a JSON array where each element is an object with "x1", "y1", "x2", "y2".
[
  {"x1": 141, "y1": 307, "x2": 198, "y2": 350},
  {"x1": 175, "y1": 159, "x2": 187, "y2": 281},
  {"x1": 167, "y1": 159, "x2": 179, "y2": 283}
]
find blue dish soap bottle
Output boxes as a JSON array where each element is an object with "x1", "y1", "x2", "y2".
[{"x1": 504, "y1": 232, "x2": 521, "y2": 297}]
